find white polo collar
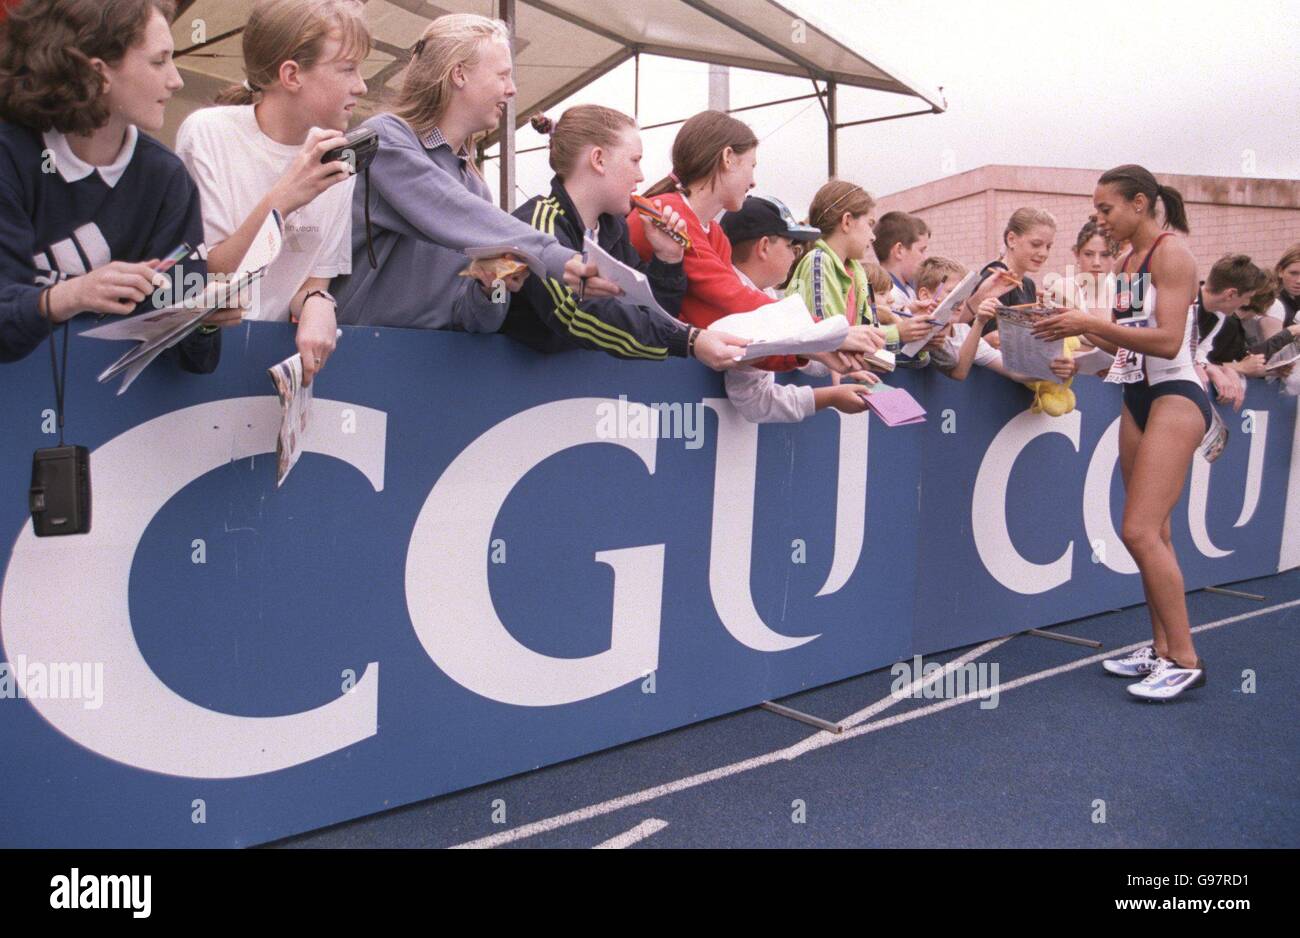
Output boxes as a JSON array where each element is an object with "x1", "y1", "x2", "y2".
[{"x1": 42, "y1": 125, "x2": 139, "y2": 188}]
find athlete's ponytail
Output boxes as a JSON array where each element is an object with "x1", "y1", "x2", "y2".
[
  {"x1": 1098, "y1": 164, "x2": 1190, "y2": 234},
  {"x1": 1154, "y1": 182, "x2": 1189, "y2": 234}
]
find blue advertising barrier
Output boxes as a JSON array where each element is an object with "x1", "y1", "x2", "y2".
[{"x1": 1, "y1": 321, "x2": 1297, "y2": 846}]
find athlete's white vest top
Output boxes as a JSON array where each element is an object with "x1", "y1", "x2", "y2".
[{"x1": 1105, "y1": 283, "x2": 1203, "y2": 387}]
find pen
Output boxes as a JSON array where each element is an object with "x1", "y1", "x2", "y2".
[{"x1": 579, "y1": 229, "x2": 593, "y2": 301}]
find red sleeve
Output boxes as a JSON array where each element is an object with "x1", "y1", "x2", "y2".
[{"x1": 628, "y1": 197, "x2": 799, "y2": 372}]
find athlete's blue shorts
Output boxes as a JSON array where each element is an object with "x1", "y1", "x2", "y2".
[{"x1": 1122, "y1": 379, "x2": 1212, "y2": 433}]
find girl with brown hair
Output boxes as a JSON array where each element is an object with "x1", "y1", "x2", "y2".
[
  {"x1": 502, "y1": 105, "x2": 747, "y2": 369},
  {"x1": 785, "y1": 182, "x2": 904, "y2": 383},
  {"x1": 0, "y1": 0, "x2": 239, "y2": 367},
  {"x1": 1265, "y1": 242, "x2": 1300, "y2": 330},
  {"x1": 626, "y1": 110, "x2": 883, "y2": 374},
  {"x1": 1047, "y1": 218, "x2": 1118, "y2": 318},
  {"x1": 628, "y1": 110, "x2": 767, "y2": 330}
]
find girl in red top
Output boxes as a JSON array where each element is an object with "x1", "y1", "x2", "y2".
[{"x1": 628, "y1": 110, "x2": 881, "y2": 373}]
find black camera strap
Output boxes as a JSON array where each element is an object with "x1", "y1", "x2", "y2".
[
  {"x1": 41, "y1": 288, "x2": 69, "y2": 445},
  {"x1": 364, "y1": 167, "x2": 377, "y2": 269},
  {"x1": 30, "y1": 287, "x2": 91, "y2": 537}
]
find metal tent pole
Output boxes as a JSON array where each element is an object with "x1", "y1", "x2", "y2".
[
  {"x1": 826, "y1": 80, "x2": 838, "y2": 178},
  {"x1": 708, "y1": 63, "x2": 730, "y2": 112},
  {"x1": 498, "y1": 0, "x2": 517, "y2": 211}
]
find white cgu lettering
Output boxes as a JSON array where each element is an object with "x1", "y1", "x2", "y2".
[
  {"x1": 0, "y1": 394, "x2": 1280, "y2": 779},
  {"x1": 972, "y1": 410, "x2": 1268, "y2": 593}
]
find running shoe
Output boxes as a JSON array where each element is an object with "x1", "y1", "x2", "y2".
[
  {"x1": 1102, "y1": 644, "x2": 1158, "y2": 677},
  {"x1": 1127, "y1": 656, "x2": 1206, "y2": 701}
]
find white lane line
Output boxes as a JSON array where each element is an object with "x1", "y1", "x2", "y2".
[
  {"x1": 451, "y1": 597, "x2": 1300, "y2": 850},
  {"x1": 777, "y1": 637, "x2": 1011, "y2": 761},
  {"x1": 593, "y1": 818, "x2": 668, "y2": 849},
  {"x1": 840, "y1": 638, "x2": 1010, "y2": 729},
  {"x1": 788, "y1": 597, "x2": 1300, "y2": 755},
  {"x1": 451, "y1": 748, "x2": 791, "y2": 849}
]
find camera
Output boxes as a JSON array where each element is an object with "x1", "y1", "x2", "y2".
[
  {"x1": 29, "y1": 445, "x2": 91, "y2": 537},
  {"x1": 322, "y1": 127, "x2": 379, "y2": 175}
]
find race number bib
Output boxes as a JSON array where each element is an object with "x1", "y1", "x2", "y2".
[{"x1": 1104, "y1": 346, "x2": 1146, "y2": 385}]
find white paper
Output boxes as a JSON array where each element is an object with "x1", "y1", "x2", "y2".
[
  {"x1": 1265, "y1": 339, "x2": 1300, "y2": 372},
  {"x1": 83, "y1": 301, "x2": 206, "y2": 343},
  {"x1": 868, "y1": 348, "x2": 896, "y2": 372},
  {"x1": 900, "y1": 270, "x2": 981, "y2": 357},
  {"x1": 84, "y1": 211, "x2": 284, "y2": 392},
  {"x1": 113, "y1": 344, "x2": 168, "y2": 395},
  {"x1": 580, "y1": 231, "x2": 680, "y2": 326},
  {"x1": 712, "y1": 294, "x2": 848, "y2": 361},
  {"x1": 266, "y1": 330, "x2": 342, "y2": 486},
  {"x1": 712, "y1": 294, "x2": 819, "y2": 341},
  {"x1": 1072, "y1": 346, "x2": 1116, "y2": 375},
  {"x1": 995, "y1": 307, "x2": 1064, "y2": 382},
  {"x1": 740, "y1": 317, "x2": 848, "y2": 361},
  {"x1": 266, "y1": 330, "x2": 343, "y2": 486},
  {"x1": 269, "y1": 354, "x2": 311, "y2": 486},
  {"x1": 236, "y1": 209, "x2": 285, "y2": 276}
]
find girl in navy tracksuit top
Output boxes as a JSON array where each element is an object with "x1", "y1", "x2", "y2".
[{"x1": 0, "y1": 0, "x2": 235, "y2": 367}]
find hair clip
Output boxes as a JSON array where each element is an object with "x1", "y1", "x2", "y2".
[
  {"x1": 822, "y1": 184, "x2": 866, "y2": 217},
  {"x1": 413, "y1": 38, "x2": 427, "y2": 56}
]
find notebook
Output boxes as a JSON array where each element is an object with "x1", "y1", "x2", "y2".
[{"x1": 863, "y1": 386, "x2": 926, "y2": 426}]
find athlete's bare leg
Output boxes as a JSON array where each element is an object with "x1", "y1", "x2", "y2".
[
  {"x1": 1118, "y1": 405, "x2": 1170, "y2": 658},
  {"x1": 1120, "y1": 395, "x2": 1206, "y2": 668}
]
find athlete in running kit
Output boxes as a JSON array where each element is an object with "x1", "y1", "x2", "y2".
[
  {"x1": 1106, "y1": 231, "x2": 1213, "y2": 432},
  {"x1": 1034, "y1": 164, "x2": 1211, "y2": 702}
]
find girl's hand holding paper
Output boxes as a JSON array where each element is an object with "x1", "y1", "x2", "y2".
[
  {"x1": 563, "y1": 254, "x2": 622, "y2": 298},
  {"x1": 692, "y1": 329, "x2": 749, "y2": 371}
]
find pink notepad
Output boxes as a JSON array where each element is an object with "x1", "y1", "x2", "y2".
[{"x1": 863, "y1": 387, "x2": 926, "y2": 426}]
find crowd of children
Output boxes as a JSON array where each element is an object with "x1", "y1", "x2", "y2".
[{"x1": 3, "y1": 1, "x2": 1297, "y2": 701}]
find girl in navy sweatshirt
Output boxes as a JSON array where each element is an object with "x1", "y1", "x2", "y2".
[{"x1": 0, "y1": 0, "x2": 240, "y2": 366}]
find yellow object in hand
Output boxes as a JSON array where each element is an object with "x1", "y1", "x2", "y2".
[{"x1": 1030, "y1": 336, "x2": 1080, "y2": 416}]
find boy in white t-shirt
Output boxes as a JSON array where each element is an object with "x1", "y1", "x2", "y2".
[{"x1": 176, "y1": 0, "x2": 369, "y2": 385}]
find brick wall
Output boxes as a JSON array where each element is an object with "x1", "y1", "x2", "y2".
[{"x1": 877, "y1": 166, "x2": 1300, "y2": 288}]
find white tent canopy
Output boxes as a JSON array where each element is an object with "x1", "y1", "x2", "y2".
[{"x1": 167, "y1": 0, "x2": 946, "y2": 203}]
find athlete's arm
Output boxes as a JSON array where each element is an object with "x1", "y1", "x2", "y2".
[{"x1": 1034, "y1": 243, "x2": 1196, "y2": 358}]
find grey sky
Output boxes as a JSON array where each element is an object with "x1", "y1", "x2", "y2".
[{"x1": 501, "y1": 0, "x2": 1299, "y2": 214}]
